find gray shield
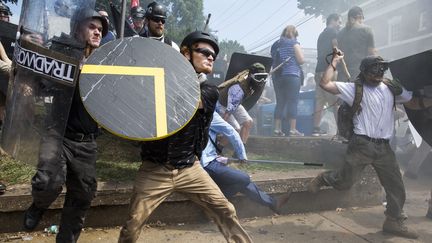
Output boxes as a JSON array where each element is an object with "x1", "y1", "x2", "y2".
[
  {"x1": 1, "y1": 0, "x2": 96, "y2": 164},
  {"x1": 79, "y1": 37, "x2": 200, "y2": 141}
]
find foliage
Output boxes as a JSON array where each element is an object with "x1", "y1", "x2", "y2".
[
  {"x1": 0, "y1": 0, "x2": 18, "y2": 4},
  {"x1": 297, "y1": 0, "x2": 368, "y2": 18},
  {"x1": 218, "y1": 39, "x2": 246, "y2": 62},
  {"x1": 102, "y1": 0, "x2": 205, "y2": 44}
]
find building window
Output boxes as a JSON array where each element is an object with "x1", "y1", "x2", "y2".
[
  {"x1": 388, "y1": 16, "x2": 402, "y2": 43},
  {"x1": 419, "y1": 11, "x2": 427, "y2": 31}
]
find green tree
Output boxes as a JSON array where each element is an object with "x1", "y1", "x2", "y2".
[
  {"x1": 218, "y1": 39, "x2": 246, "y2": 62},
  {"x1": 297, "y1": 0, "x2": 368, "y2": 18},
  {"x1": 106, "y1": 0, "x2": 205, "y2": 44},
  {"x1": 0, "y1": 0, "x2": 18, "y2": 4}
]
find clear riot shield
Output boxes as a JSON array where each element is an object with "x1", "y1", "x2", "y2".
[{"x1": 1, "y1": 0, "x2": 97, "y2": 165}]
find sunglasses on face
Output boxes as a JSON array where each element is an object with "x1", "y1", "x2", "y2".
[
  {"x1": 250, "y1": 72, "x2": 269, "y2": 82},
  {"x1": 149, "y1": 17, "x2": 165, "y2": 24},
  {"x1": 193, "y1": 48, "x2": 217, "y2": 60}
]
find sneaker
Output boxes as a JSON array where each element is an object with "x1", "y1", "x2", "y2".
[
  {"x1": 269, "y1": 190, "x2": 292, "y2": 214},
  {"x1": 273, "y1": 130, "x2": 285, "y2": 137},
  {"x1": 23, "y1": 203, "x2": 46, "y2": 231},
  {"x1": 312, "y1": 127, "x2": 327, "y2": 137},
  {"x1": 289, "y1": 129, "x2": 304, "y2": 137},
  {"x1": 307, "y1": 173, "x2": 326, "y2": 194},
  {"x1": 382, "y1": 216, "x2": 419, "y2": 239}
]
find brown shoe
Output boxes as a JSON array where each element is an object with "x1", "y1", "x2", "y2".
[
  {"x1": 270, "y1": 190, "x2": 292, "y2": 214},
  {"x1": 307, "y1": 173, "x2": 326, "y2": 194},
  {"x1": 383, "y1": 216, "x2": 419, "y2": 239}
]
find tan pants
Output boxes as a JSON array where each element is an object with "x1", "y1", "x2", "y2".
[{"x1": 118, "y1": 160, "x2": 253, "y2": 243}]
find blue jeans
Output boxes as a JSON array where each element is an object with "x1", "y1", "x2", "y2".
[
  {"x1": 204, "y1": 160, "x2": 274, "y2": 207},
  {"x1": 273, "y1": 74, "x2": 301, "y2": 120}
]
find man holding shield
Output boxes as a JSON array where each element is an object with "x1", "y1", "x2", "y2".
[
  {"x1": 23, "y1": 8, "x2": 108, "y2": 243},
  {"x1": 118, "y1": 31, "x2": 252, "y2": 243}
]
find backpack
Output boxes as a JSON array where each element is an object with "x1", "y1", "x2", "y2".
[
  {"x1": 337, "y1": 78, "x2": 403, "y2": 140},
  {"x1": 270, "y1": 40, "x2": 282, "y2": 78}
]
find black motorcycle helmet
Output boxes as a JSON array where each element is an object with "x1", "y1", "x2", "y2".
[
  {"x1": 70, "y1": 8, "x2": 108, "y2": 37},
  {"x1": 131, "y1": 6, "x2": 145, "y2": 19},
  {"x1": 145, "y1": 1, "x2": 167, "y2": 20},
  {"x1": 0, "y1": 2, "x2": 12, "y2": 17},
  {"x1": 181, "y1": 31, "x2": 219, "y2": 56}
]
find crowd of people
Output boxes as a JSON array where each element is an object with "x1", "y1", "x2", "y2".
[{"x1": 0, "y1": 1, "x2": 432, "y2": 243}]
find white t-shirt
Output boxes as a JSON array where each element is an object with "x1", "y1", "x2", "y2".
[{"x1": 335, "y1": 81, "x2": 412, "y2": 139}]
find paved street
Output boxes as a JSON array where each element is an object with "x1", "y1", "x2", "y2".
[{"x1": 1, "y1": 174, "x2": 430, "y2": 243}]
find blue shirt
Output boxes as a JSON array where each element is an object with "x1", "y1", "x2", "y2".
[
  {"x1": 200, "y1": 112, "x2": 247, "y2": 167},
  {"x1": 279, "y1": 37, "x2": 301, "y2": 77}
]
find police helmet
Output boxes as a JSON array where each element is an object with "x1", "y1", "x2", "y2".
[
  {"x1": 181, "y1": 31, "x2": 219, "y2": 56},
  {"x1": 70, "y1": 8, "x2": 108, "y2": 37},
  {"x1": 0, "y1": 2, "x2": 12, "y2": 16},
  {"x1": 131, "y1": 6, "x2": 145, "y2": 19},
  {"x1": 145, "y1": 2, "x2": 167, "y2": 19}
]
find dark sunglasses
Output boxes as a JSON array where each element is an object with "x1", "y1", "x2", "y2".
[
  {"x1": 149, "y1": 17, "x2": 165, "y2": 24},
  {"x1": 193, "y1": 48, "x2": 217, "y2": 60}
]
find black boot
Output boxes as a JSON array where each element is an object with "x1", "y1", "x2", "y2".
[
  {"x1": 0, "y1": 182, "x2": 5, "y2": 195},
  {"x1": 23, "y1": 203, "x2": 46, "y2": 230}
]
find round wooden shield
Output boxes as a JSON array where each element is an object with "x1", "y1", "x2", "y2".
[{"x1": 79, "y1": 37, "x2": 200, "y2": 141}]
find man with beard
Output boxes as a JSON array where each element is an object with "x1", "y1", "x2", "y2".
[
  {"x1": 118, "y1": 31, "x2": 252, "y2": 243},
  {"x1": 140, "y1": 1, "x2": 179, "y2": 51},
  {"x1": 308, "y1": 51, "x2": 432, "y2": 239},
  {"x1": 23, "y1": 8, "x2": 108, "y2": 243}
]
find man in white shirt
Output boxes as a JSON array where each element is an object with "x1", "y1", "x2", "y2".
[{"x1": 308, "y1": 52, "x2": 432, "y2": 239}]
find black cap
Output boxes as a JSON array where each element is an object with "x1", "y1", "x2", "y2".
[
  {"x1": 145, "y1": 1, "x2": 167, "y2": 19},
  {"x1": 360, "y1": 55, "x2": 389, "y2": 72},
  {"x1": 181, "y1": 31, "x2": 219, "y2": 55}
]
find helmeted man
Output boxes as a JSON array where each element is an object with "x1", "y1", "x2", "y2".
[
  {"x1": 139, "y1": 1, "x2": 179, "y2": 51},
  {"x1": 217, "y1": 63, "x2": 268, "y2": 144},
  {"x1": 118, "y1": 31, "x2": 252, "y2": 243},
  {"x1": 130, "y1": 6, "x2": 145, "y2": 35},
  {"x1": 308, "y1": 51, "x2": 432, "y2": 239},
  {"x1": 23, "y1": 8, "x2": 108, "y2": 243}
]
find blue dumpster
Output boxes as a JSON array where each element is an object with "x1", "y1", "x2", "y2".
[{"x1": 256, "y1": 90, "x2": 315, "y2": 136}]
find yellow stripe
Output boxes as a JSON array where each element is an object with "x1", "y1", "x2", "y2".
[{"x1": 82, "y1": 64, "x2": 167, "y2": 136}]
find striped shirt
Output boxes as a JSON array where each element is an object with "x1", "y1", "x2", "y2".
[{"x1": 278, "y1": 37, "x2": 301, "y2": 77}]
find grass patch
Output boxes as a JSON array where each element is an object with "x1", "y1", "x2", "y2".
[
  {"x1": 0, "y1": 153, "x2": 35, "y2": 185},
  {"x1": 1, "y1": 133, "x2": 320, "y2": 185}
]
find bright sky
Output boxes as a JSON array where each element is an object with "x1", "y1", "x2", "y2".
[
  {"x1": 5, "y1": 0, "x2": 326, "y2": 52},
  {"x1": 203, "y1": 0, "x2": 326, "y2": 52}
]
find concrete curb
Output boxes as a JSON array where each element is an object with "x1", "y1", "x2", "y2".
[{"x1": 0, "y1": 166, "x2": 382, "y2": 233}]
